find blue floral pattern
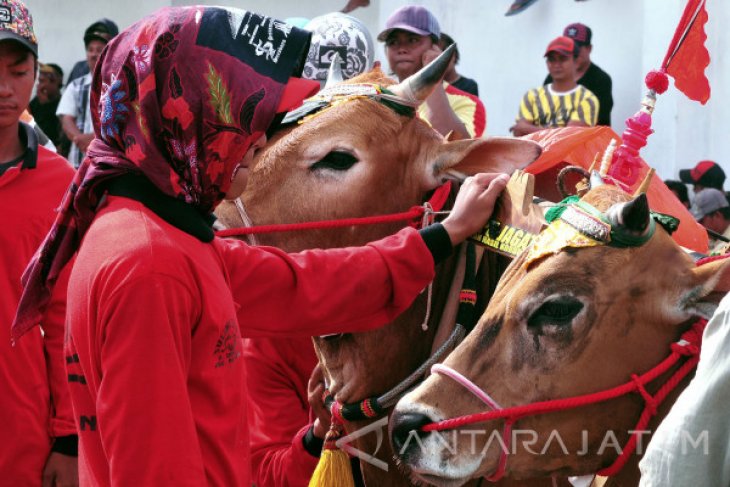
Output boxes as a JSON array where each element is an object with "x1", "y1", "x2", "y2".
[{"x1": 99, "y1": 73, "x2": 130, "y2": 144}]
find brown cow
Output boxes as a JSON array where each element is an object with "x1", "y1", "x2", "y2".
[
  {"x1": 217, "y1": 51, "x2": 547, "y2": 485},
  {"x1": 391, "y1": 182, "x2": 730, "y2": 486}
]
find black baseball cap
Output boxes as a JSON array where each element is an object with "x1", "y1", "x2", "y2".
[
  {"x1": 83, "y1": 18, "x2": 118, "y2": 46},
  {"x1": 679, "y1": 160, "x2": 726, "y2": 190}
]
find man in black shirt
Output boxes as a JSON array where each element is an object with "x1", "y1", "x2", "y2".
[
  {"x1": 438, "y1": 33, "x2": 479, "y2": 97},
  {"x1": 544, "y1": 22, "x2": 613, "y2": 126},
  {"x1": 28, "y1": 62, "x2": 63, "y2": 147}
]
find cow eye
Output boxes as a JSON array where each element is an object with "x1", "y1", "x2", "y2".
[
  {"x1": 527, "y1": 297, "x2": 583, "y2": 328},
  {"x1": 311, "y1": 151, "x2": 358, "y2": 172}
]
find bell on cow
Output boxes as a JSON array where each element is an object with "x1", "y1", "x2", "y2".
[
  {"x1": 606, "y1": 193, "x2": 651, "y2": 235},
  {"x1": 389, "y1": 44, "x2": 456, "y2": 106},
  {"x1": 324, "y1": 53, "x2": 345, "y2": 89}
]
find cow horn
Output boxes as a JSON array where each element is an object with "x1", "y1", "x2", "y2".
[
  {"x1": 607, "y1": 193, "x2": 651, "y2": 234},
  {"x1": 633, "y1": 168, "x2": 655, "y2": 197},
  {"x1": 389, "y1": 44, "x2": 456, "y2": 105},
  {"x1": 590, "y1": 170, "x2": 605, "y2": 189},
  {"x1": 324, "y1": 53, "x2": 344, "y2": 89}
]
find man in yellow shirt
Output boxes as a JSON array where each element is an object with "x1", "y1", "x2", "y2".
[{"x1": 511, "y1": 36, "x2": 599, "y2": 136}]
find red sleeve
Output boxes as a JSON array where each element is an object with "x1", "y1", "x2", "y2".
[
  {"x1": 41, "y1": 263, "x2": 77, "y2": 439},
  {"x1": 220, "y1": 227, "x2": 435, "y2": 338},
  {"x1": 97, "y1": 274, "x2": 208, "y2": 485},
  {"x1": 246, "y1": 339, "x2": 319, "y2": 487}
]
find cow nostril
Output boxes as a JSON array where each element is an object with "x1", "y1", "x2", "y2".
[{"x1": 391, "y1": 412, "x2": 433, "y2": 456}]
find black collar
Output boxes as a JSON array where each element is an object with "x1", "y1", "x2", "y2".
[
  {"x1": 19, "y1": 122, "x2": 39, "y2": 169},
  {"x1": 106, "y1": 173, "x2": 217, "y2": 242},
  {"x1": 0, "y1": 123, "x2": 38, "y2": 176}
]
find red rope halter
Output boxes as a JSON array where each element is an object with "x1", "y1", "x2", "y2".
[
  {"x1": 215, "y1": 182, "x2": 452, "y2": 238},
  {"x1": 423, "y1": 318, "x2": 706, "y2": 481}
]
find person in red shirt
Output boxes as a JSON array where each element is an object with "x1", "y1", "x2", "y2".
[
  {"x1": 246, "y1": 338, "x2": 340, "y2": 487},
  {"x1": 12, "y1": 7, "x2": 509, "y2": 486},
  {"x1": 0, "y1": 1, "x2": 78, "y2": 485}
]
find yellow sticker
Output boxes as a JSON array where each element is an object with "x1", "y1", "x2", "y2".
[{"x1": 470, "y1": 220, "x2": 537, "y2": 257}]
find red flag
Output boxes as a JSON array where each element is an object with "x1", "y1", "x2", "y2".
[{"x1": 662, "y1": 0, "x2": 711, "y2": 104}]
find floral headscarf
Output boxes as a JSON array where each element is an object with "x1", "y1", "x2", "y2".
[{"x1": 12, "y1": 6, "x2": 312, "y2": 340}]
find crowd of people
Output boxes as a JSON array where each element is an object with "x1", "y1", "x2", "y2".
[{"x1": 1, "y1": 0, "x2": 728, "y2": 486}]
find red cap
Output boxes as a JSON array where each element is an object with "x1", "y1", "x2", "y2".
[
  {"x1": 563, "y1": 23, "x2": 592, "y2": 46},
  {"x1": 544, "y1": 36, "x2": 577, "y2": 57},
  {"x1": 277, "y1": 77, "x2": 320, "y2": 114}
]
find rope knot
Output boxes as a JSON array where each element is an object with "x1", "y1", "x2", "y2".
[
  {"x1": 671, "y1": 339, "x2": 699, "y2": 356},
  {"x1": 631, "y1": 373, "x2": 658, "y2": 415},
  {"x1": 330, "y1": 400, "x2": 345, "y2": 424}
]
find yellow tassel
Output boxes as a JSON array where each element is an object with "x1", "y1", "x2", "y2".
[{"x1": 308, "y1": 422, "x2": 356, "y2": 487}]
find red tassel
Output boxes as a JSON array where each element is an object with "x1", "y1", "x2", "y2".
[{"x1": 645, "y1": 70, "x2": 669, "y2": 94}]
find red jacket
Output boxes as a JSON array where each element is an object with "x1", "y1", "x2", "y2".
[
  {"x1": 65, "y1": 195, "x2": 437, "y2": 486},
  {"x1": 245, "y1": 338, "x2": 320, "y2": 487},
  {"x1": 0, "y1": 131, "x2": 76, "y2": 485}
]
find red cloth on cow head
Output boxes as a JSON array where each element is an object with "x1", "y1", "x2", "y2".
[{"x1": 12, "y1": 6, "x2": 317, "y2": 341}]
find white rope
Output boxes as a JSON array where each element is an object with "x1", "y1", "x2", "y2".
[
  {"x1": 234, "y1": 198, "x2": 259, "y2": 246},
  {"x1": 420, "y1": 282, "x2": 433, "y2": 332}
]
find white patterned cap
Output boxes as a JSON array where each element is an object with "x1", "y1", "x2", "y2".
[{"x1": 303, "y1": 13, "x2": 374, "y2": 82}]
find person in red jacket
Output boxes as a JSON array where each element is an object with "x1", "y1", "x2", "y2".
[
  {"x1": 246, "y1": 338, "x2": 339, "y2": 487},
  {"x1": 12, "y1": 6, "x2": 509, "y2": 487},
  {"x1": 0, "y1": 1, "x2": 78, "y2": 485}
]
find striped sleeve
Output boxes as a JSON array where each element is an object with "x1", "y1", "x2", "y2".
[
  {"x1": 571, "y1": 87, "x2": 600, "y2": 126},
  {"x1": 444, "y1": 84, "x2": 487, "y2": 137},
  {"x1": 518, "y1": 89, "x2": 537, "y2": 123}
]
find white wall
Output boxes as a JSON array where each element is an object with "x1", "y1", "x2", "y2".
[{"x1": 21, "y1": 0, "x2": 730, "y2": 181}]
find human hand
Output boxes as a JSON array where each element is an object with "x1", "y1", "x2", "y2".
[
  {"x1": 421, "y1": 43, "x2": 443, "y2": 68},
  {"x1": 307, "y1": 364, "x2": 331, "y2": 439},
  {"x1": 510, "y1": 119, "x2": 540, "y2": 137},
  {"x1": 73, "y1": 133, "x2": 95, "y2": 153},
  {"x1": 442, "y1": 173, "x2": 510, "y2": 245},
  {"x1": 42, "y1": 452, "x2": 78, "y2": 487}
]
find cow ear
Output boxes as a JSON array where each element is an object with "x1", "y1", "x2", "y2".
[
  {"x1": 694, "y1": 258, "x2": 730, "y2": 296},
  {"x1": 679, "y1": 258, "x2": 730, "y2": 319},
  {"x1": 433, "y1": 137, "x2": 542, "y2": 182}
]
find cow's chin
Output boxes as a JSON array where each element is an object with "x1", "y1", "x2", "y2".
[
  {"x1": 403, "y1": 467, "x2": 472, "y2": 487},
  {"x1": 397, "y1": 440, "x2": 485, "y2": 487},
  {"x1": 408, "y1": 473, "x2": 468, "y2": 487}
]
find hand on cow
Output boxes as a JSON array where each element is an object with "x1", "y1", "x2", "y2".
[
  {"x1": 442, "y1": 173, "x2": 510, "y2": 246},
  {"x1": 308, "y1": 364, "x2": 331, "y2": 439}
]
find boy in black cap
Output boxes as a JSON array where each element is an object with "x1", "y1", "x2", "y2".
[
  {"x1": 0, "y1": 1, "x2": 78, "y2": 485},
  {"x1": 66, "y1": 18, "x2": 118, "y2": 84},
  {"x1": 57, "y1": 18, "x2": 116, "y2": 167}
]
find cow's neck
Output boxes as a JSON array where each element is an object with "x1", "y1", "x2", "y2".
[{"x1": 601, "y1": 371, "x2": 695, "y2": 487}]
